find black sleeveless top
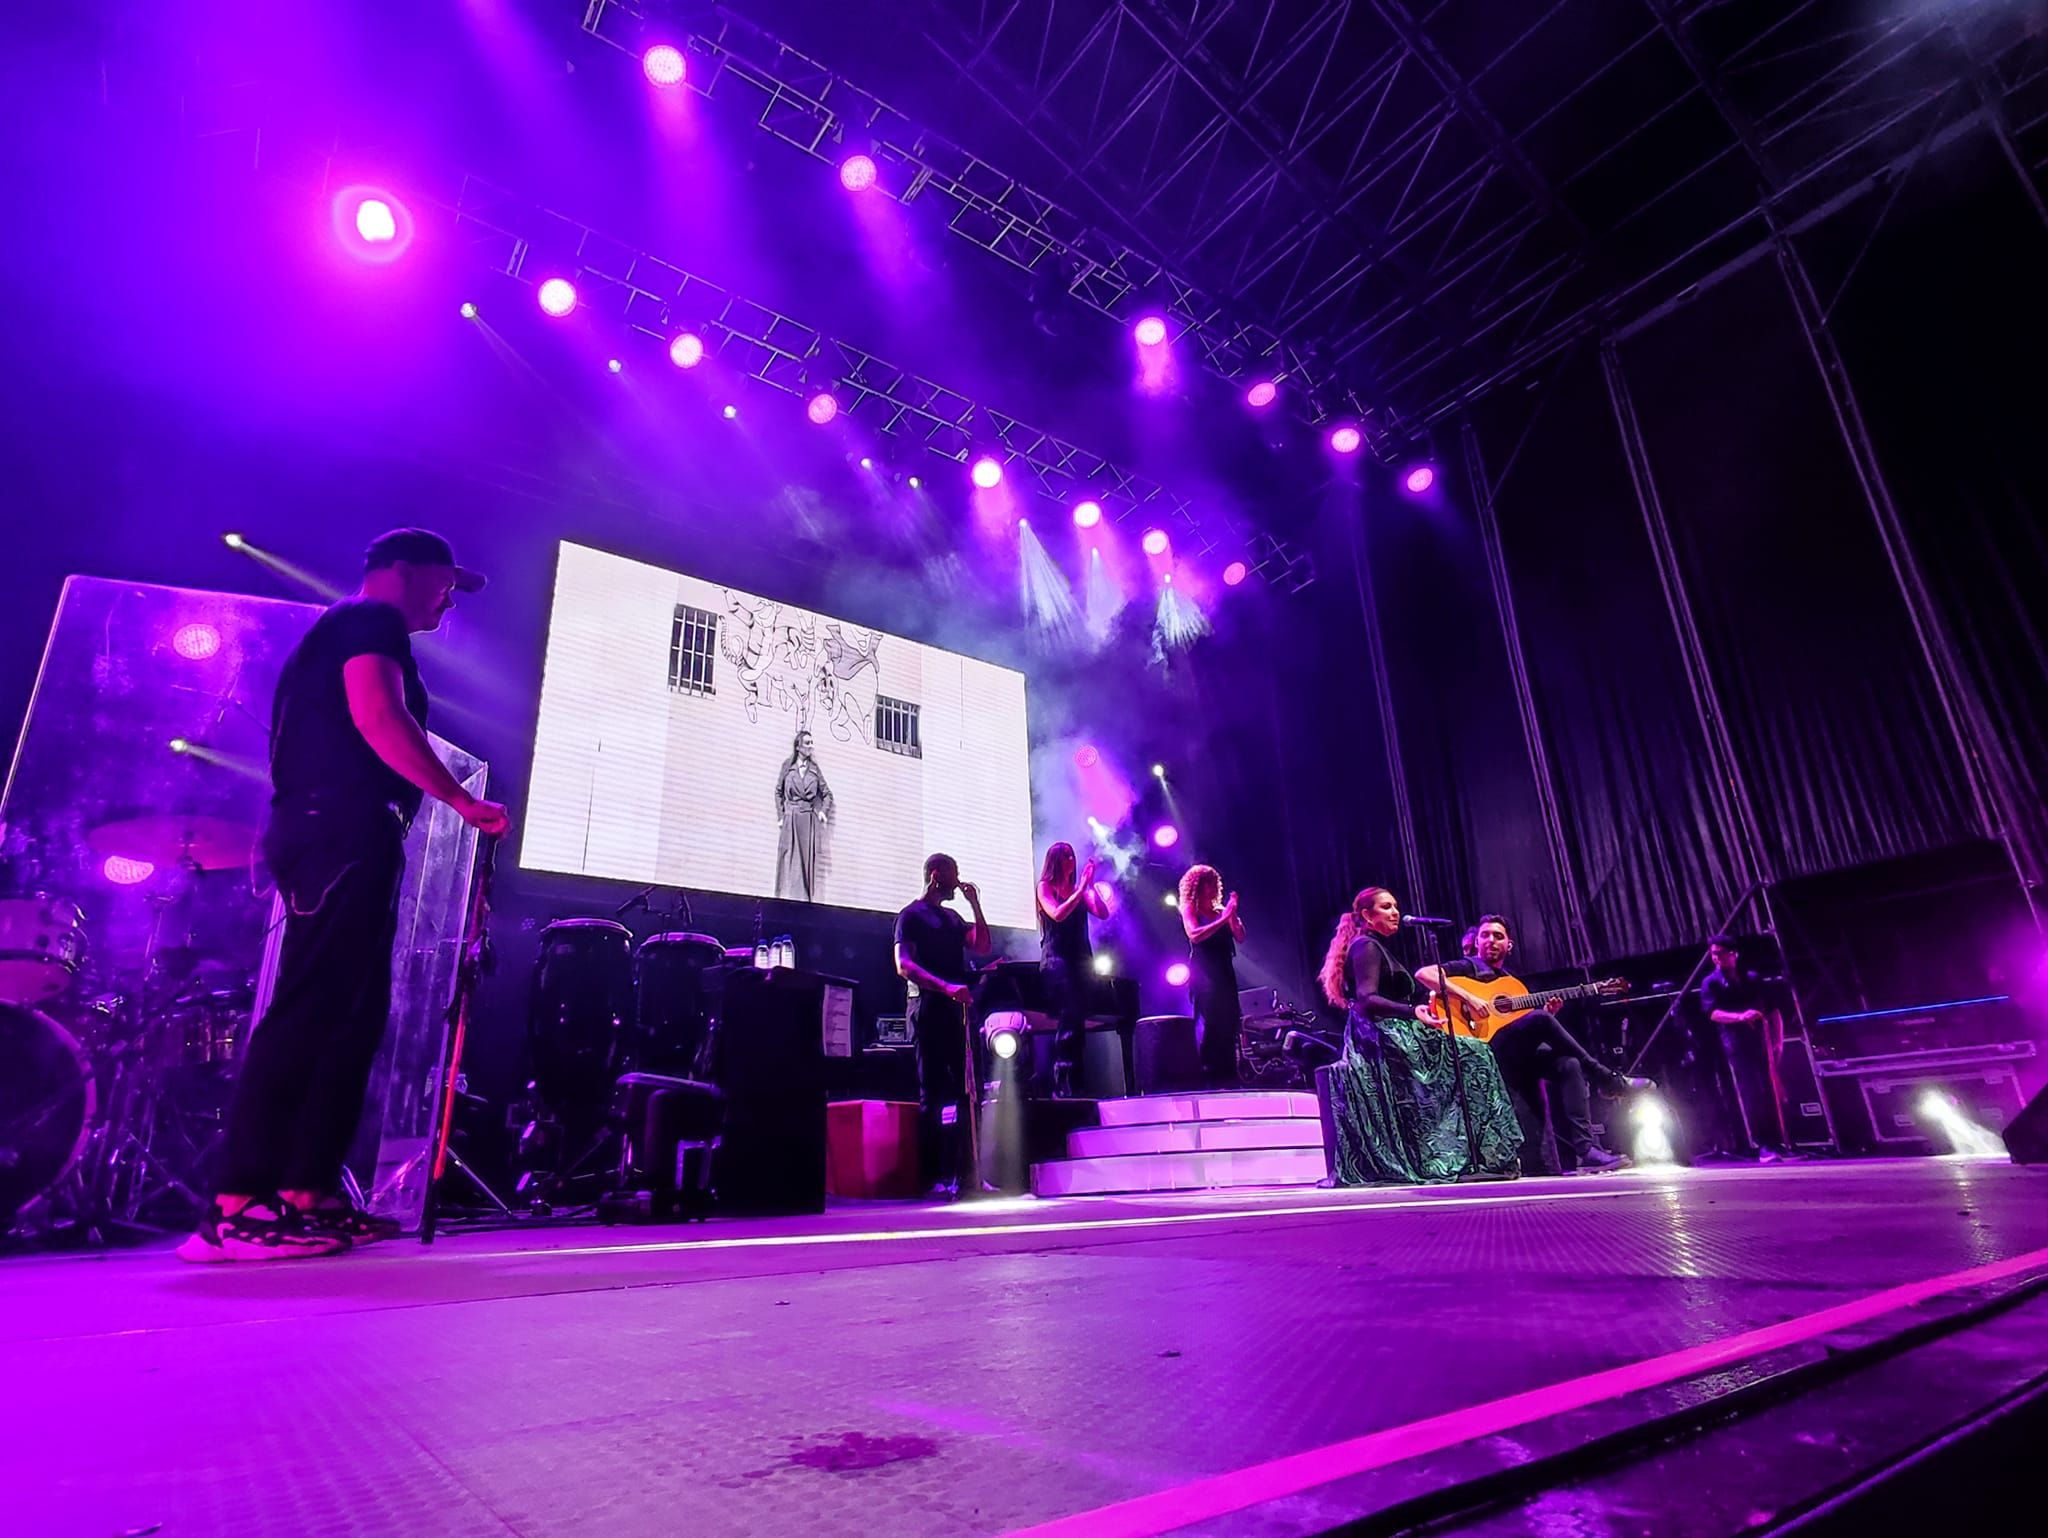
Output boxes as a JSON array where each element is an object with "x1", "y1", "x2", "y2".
[
  {"x1": 1038, "y1": 892, "x2": 1092, "y2": 968},
  {"x1": 1188, "y1": 924, "x2": 1237, "y2": 994}
]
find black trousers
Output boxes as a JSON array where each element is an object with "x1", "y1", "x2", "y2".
[
  {"x1": 218, "y1": 806, "x2": 405, "y2": 1196},
  {"x1": 1191, "y1": 976, "x2": 1241, "y2": 1088},
  {"x1": 1487, "y1": 1011, "x2": 1608, "y2": 1174},
  {"x1": 909, "y1": 992, "x2": 974, "y2": 1189},
  {"x1": 1717, "y1": 1018, "x2": 1788, "y2": 1153},
  {"x1": 1042, "y1": 956, "x2": 1087, "y2": 1082}
]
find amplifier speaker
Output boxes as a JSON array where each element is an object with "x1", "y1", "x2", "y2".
[
  {"x1": 2007, "y1": 1083, "x2": 2048, "y2": 1165},
  {"x1": 708, "y1": 968, "x2": 827, "y2": 1215}
]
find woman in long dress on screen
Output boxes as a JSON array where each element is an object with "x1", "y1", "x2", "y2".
[{"x1": 774, "y1": 730, "x2": 834, "y2": 901}]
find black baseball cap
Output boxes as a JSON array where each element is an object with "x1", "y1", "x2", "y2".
[{"x1": 365, "y1": 528, "x2": 486, "y2": 592}]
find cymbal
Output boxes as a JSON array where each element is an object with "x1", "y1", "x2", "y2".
[{"x1": 88, "y1": 814, "x2": 257, "y2": 872}]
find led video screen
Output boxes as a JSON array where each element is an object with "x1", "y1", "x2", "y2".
[{"x1": 521, "y1": 542, "x2": 1035, "y2": 929}]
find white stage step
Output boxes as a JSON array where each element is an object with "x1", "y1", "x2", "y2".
[
  {"x1": 1092, "y1": 1090, "x2": 1320, "y2": 1128},
  {"x1": 1032, "y1": 1145, "x2": 1328, "y2": 1197},
  {"x1": 1067, "y1": 1118, "x2": 1326, "y2": 1158}
]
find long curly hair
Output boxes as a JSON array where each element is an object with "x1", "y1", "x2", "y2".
[
  {"x1": 1178, "y1": 864, "x2": 1221, "y2": 916},
  {"x1": 1319, "y1": 887, "x2": 1392, "y2": 1007}
]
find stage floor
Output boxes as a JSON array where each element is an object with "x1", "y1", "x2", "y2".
[{"x1": 6, "y1": 1158, "x2": 2047, "y2": 1537}]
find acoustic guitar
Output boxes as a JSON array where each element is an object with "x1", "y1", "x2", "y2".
[{"x1": 1427, "y1": 974, "x2": 1629, "y2": 1043}]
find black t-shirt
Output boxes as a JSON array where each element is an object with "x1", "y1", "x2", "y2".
[
  {"x1": 895, "y1": 899, "x2": 971, "y2": 998},
  {"x1": 1038, "y1": 895, "x2": 1092, "y2": 968},
  {"x1": 1439, "y1": 958, "x2": 1501, "y2": 984},
  {"x1": 271, "y1": 599, "x2": 428, "y2": 820},
  {"x1": 1701, "y1": 968, "x2": 1767, "y2": 1020}
]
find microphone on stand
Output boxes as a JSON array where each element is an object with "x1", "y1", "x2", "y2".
[
  {"x1": 1402, "y1": 914, "x2": 1457, "y2": 928},
  {"x1": 615, "y1": 884, "x2": 655, "y2": 917}
]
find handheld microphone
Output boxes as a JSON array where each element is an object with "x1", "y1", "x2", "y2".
[{"x1": 1402, "y1": 914, "x2": 1457, "y2": 927}]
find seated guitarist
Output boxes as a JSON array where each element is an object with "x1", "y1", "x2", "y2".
[{"x1": 1420, "y1": 916, "x2": 1645, "y2": 1176}]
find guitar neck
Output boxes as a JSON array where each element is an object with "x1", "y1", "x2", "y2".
[{"x1": 1496, "y1": 980, "x2": 1608, "y2": 1013}]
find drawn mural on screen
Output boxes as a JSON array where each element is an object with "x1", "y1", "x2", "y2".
[{"x1": 522, "y1": 542, "x2": 1035, "y2": 928}]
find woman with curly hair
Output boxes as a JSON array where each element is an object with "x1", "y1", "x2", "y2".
[
  {"x1": 1318, "y1": 887, "x2": 1521, "y2": 1184},
  {"x1": 1178, "y1": 865, "x2": 1245, "y2": 1087}
]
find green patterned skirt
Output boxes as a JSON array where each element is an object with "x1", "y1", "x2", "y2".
[{"x1": 1327, "y1": 1013, "x2": 1523, "y2": 1185}]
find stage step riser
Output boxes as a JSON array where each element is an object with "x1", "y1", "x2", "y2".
[
  {"x1": 1093, "y1": 1091, "x2": 1320, "y2": 1128},
  {"x1": 1031, "y1": 1146, "x2": 1328, "y2": 1197},
  {"x1": 1067, "y1": 1120, "x2": 1325, "y2": 1158}
]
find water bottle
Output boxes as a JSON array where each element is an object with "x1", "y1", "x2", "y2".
[{"x1": 753, "y1": 937, "x2": 770, "y2": 970}]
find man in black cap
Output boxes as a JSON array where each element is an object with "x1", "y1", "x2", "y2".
[{"x1": 180, "y1": 530, "x2": 510, "y2": 1262}]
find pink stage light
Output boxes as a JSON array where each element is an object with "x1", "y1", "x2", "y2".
[
  {"x1": 1403, "y1": 464, "x2": 1437, "y2": 493},
  {"x1": 1141, "y1": 528, "x2": 1170, "y2": 557},
  {"x1": 537, "y1": 278, "x2": 578, "y2": 317},
  {"x1": 669, "y1": 332, "x2": 705, "y2": 369},
  {"x1": 1328, "y1": 424, "x2": 1363, "y2": 455},
  {"x1": 1151, "y1": 824, "x2": 1179, "y2": 849},
  {"x1": 1074, "y1": 744, "x2": 1100, "y2": 769},
  {"x1": 1245, "y1": 379, "x2": 1277, "y2": 409},
  {"x1": 331, "y1": 186, "x2": 414, "y2": 264},
  {"x1": 642, "y1": 44, "x2": 686, "y2": 87},
  {"x1": 970, "y1": 456, "x2": 1004, "y2": 489},
  {"x1": 1133, "y1": 315, "x2": 1168, "y2": 347},
  {"x1": 1165, "y1": 961, "x2": 1191, "y2": 988},
  {"x1": 171, "y1": 623, "x2": 222, "y2": 661},
  {"x1": 103, "y1": 855, "x2": 155, "y2": 886},
  {"x1": 1073, "y1": 500, "x2": 1103, "y2": 529},
  {"x1": 807, "y1": 392, "x2": 840, "y2": 425},
  {"x1": 1222, "y1": 561, "x2": 1249, "y2": 587},
  {"x1": 840, "y1": 154, "x2": 878, "y2": 192},
  {"x1": 354, "y1": 199, "x2": 397, "y2": 243}
]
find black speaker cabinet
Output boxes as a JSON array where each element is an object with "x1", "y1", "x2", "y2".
[
  {"x1": 1134, "y1": 1015, "x2": 1205, "y2": 1094},
  {"x1": 707, "y1": 967, "x2": 832, "y2": 1215},
  {"x1": 2006, "y1": 1081, "x2": 2048, "y2": 1165}
]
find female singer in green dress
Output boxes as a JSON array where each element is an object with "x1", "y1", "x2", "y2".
[{"x1": 1318, "y1": 887, "x2": 1522, "y2": 1184}]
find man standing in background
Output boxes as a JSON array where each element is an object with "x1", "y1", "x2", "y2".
[{"x1": 895, "y1": 853, "x2": 992, "y2": 1200}]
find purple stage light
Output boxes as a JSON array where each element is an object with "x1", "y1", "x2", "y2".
[
  {"x1": 807, "y1": 392, "x2": 839, "y2": 425},
  {"x1": 970, "y1": 456, "x2": 1004, "y2": 489},
  {"x1": 1073, "y1": 500, "x2": 1103, "y2": 529},
  {"x1": 1245, "y1": 379, "x2": 1277, "y2": 409},
  {"x1": 331, "y1": 185, "x2": 414, "y2": 263},
  {"x1": 103, "y1": 854, "x2": 155, "y2": 886},
  {"x1": 1165, "y1": 961, "x2": 1191, "y2": 988},
  {"x1": 1092, "y1": 881, "x2": 1116, "y2": 910},
  {"x1": 354, "y1": 199, "x2": 397, "y2": 244},
  {"x1": 1141, "y1": 528, "x2": 1170, "y2": 557},
  {"x1": 1151, "y1": 824, "x2": 1179, "y2": 849},
  {"x1": 642, "y1": 44, "x2": 686, "y2": 87},
  {"x1": 840, "y1": 154, "x2": 878, "y2": 192},
  {"x1": 606, "y1": 358, "x2": 624, "y2": 375},
  {"x1": 1074, "y1": 744, "x2": 1100, "y2": 769},
  {"x1": 1404, "y1": 464, "x2": 1437, "y2": 493},
  {"x1": 1222, "y1": 561, "x2": 1248, "y2": 587},
  {"x1": 1133, "y1": 315, "x2": 1168, "y2": 347},
  {"x1": 537, "y1": 278, "x2": 578, "y2": 317},
  {"x1": 669, "y1": 332, "x2": 704, "y2": 369},
  {"x1": 1329, "y1": 424, "x2": 1362, "y2": 455},
  {"x1": 171, "y1": 623, "x2": 221, "y2": 661}
]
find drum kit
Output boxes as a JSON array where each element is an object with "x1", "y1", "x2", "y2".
[{"x1": 0, "y1": 812, "x2": 264, "y2": 1243}]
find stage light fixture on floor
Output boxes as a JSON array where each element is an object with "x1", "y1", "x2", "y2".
[
  {"x1": 537, "y1": 278, "x2": 578, "y2": 317},
  {"x1": 459, "y1": 301, "x2": 478, "y2": 319},
  {"x1": 1918, "y1": 1090, "x2": 2005, "y2": 1156},
  {"x1": 643, "y1": 44, "x2": 686, "y2": 87},
  {"x1": 807, "y1": 392, "x2": 839, "y2": 425},
  {"x1": 840, "y1": 153, "x2": 878, "y2": 192},
  {"x1": 670, "y1": 332, "x2": 704, "y2": 368},
  {"x1": 990, "y1": 1027, "x2": 1020, "y2": 1061},
  {"x1": 1245, "y1": 379, "x2": 1277, "y2": 408},
  {"x1": 1073, "y1": 500, "x2": 1103, "y2": 529},
  {"x1": 1403, "y1": 464, "x2": 1436, "y2": 493},
  {"x1": 1165, "y1": 962, "x2": 1190, "y2": 988},
  {"x1": 1630, "y1": 1092, "x2": 1676, "y2": 1166},
  {"x1": 970, "y1": 456, "x2": 1003, "y2": 489},
  {"x1": 1133, "y1": 315, "x2": 1167, "y2": 346},
  {"x1": 1222, "y1": 560, "x2": 1248, "y2": 587},
  {"x1": 1092, "y1": 954, "x2": 1114, "y2": 976},
  {"x1": 1328, "y1": 424, "x2": 1362, "y2": 455},
  {"x1": 1141, "y1": 528, "x2": 1169, "y2": 556}
]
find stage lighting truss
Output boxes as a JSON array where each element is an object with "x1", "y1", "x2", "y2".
[
  {"x1": 441, "y1": 169, "x2": 1313, "y2": 589},
  {"x1": 578, "y1": 0, "x2": 1367, "y2": 451}
]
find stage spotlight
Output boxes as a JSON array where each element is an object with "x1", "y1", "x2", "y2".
[
  {"x1": 807, "y1": 392, "x2": 840, "y2": 425},
  {"x1": 1404, "y1": 464, "x2": 1437, "y2": 494},
  {"x1": 1630, "y1": 1093, "x2": 1677, "y2": 1166},
  {"x1": 1222, "y1": 560, "x2": 1249, "y2": 587},
  {"x1": 1151, "y1": 824, "x2": 1179, "y2": 849},
  {"x1": 1133, "y1": 315, "x2": 1167, "y2": 346},
  {"x1": 1141, "y1": 528, "x2": 1169, "y2": 556},
  {"x1": 222, "y1": 532, "x2": 245, "y2": 550},
  {"x1": 642, "y1": 43, "x2": 687, "y2": 87},
  {"x1": 1163, "y1": 893, "x2": 1179, "y2": 910},
  {"x1": 169, "y1": 737, "x2": 192, "y2": 755},
  {"x1": 1328, "y1": 424, "x2": 1362, "y2": 455},
  {"x1": 840, "y1": 153, "x2": 878, "y2": 192},
  {"x1": 1073, "y1": 500, "x2": 1103, "y2": 529},
  {"x1": 990, "y1": 1026, "x2": 1021, "y2": 1061},
  {"x1": 908, "y1": 475, "x2": 921, "y2": 489},
  {"x1": 1150, "y1": 764, "x2": 1165, "y2": 779},
  {"x1": 722, "y1": 404, "x2": 739, "y2": 419},
  {"x1": 355, "y1": 199, "x2": 397, "y2": 244},
  {"x1": 606, "y1": 358, "x2": 624, "y2": 374},
  {"x1": 970, "y1": 456, "x2": 1004, "y2": 489},
  {"x1": 859, "y1": 456, "x2": 874, "y2": 470},
  {"x1": 1073, "y1": 744, "x2": 1100, "y2": 769},
  {"x1": 1918, "y1": 1090, "x2": 2005, "y2": 1156},
  {"x1": 537, "y1": 278, "x2": 578, "y2": 317},
  {"x1": 1092, "y1": 954, "x2": 1114, "y2": 976},
  {"x1": 669, "y1": 332, "x2": 705, "y2": 369},
  {"x1": 459, "y1": 301, "x2": 478, "y2": 320},
  {"x1": 1092, "y1": 880, "x2": 1115, "y2": 910},
  {"x1": 171, "y1": 623, "x2": 222, "y2": 662},
  {"x1": 102, "y1": 854, "x2": 155, "y2": 886},
  {"x1": 1245, "y1": 379, "x2": 1277, "y2": 409},
  {"x1": 1165, "y1": 961, "x2": 1191, "y2": 989}
]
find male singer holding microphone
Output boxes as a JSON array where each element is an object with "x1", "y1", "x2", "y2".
[
  {"x1": 182, "y1": 530, "x2": 511, "y2": 1262},
  {"x1": 895, "y1": 853, "x2": 992, "y2": 1200}
]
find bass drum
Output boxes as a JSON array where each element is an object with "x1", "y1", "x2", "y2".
[
  {"x1": 529, "y1": 918, "x2": 636, "y2": 1111},
  {"x1": 0, "y1": 1003, "x2": 95, "y2": 1223}
]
